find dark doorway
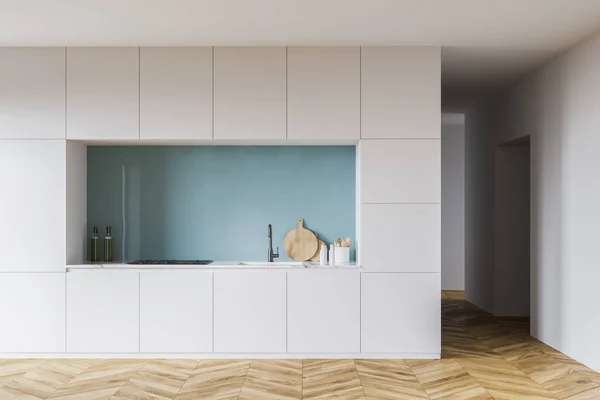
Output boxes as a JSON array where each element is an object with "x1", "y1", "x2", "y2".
[{"x1": 494, "y1": 136, "x2": 530, "y2": 316}]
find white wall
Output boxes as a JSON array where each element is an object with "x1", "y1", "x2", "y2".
[
  {"x1": 66, "y1": 141, "x2": 87, "y2": 265},
  {"x1": 466, "y1": 31, "x2": 600, "y2": 371},
  {"x1": 465, "y1": 105, "x2": 496, "y2": 312},
  {"x1": 441, "y1": 120, "x2": 465, "y2": 290}
]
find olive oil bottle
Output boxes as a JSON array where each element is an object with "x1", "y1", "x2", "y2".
[
  {"x1": 90, "y1": 226, "x2": 100, "y2": 262},
  {"x1": 104, "y1": 226, "x2": 113, "y2": 262}
]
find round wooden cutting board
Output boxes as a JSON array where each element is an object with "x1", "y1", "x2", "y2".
[{"x1": 284, "y1": 218, "x2": 318, "y2": 261}]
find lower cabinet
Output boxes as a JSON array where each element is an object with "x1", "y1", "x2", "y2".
[
  {"x1": 287, "y1": 271, "x2": 360, "y2": 353},
  {"x1": 0, "y1": 273, "x2": 66, "y2": 353},
  {"x1": 214, "y1": 271, "x2": 286, "y2": 353},
  {"x1": 66, "y1": 270, "x2": 139, "y2": 353},
  {"x1": 60, "y1": 270, "x2": 441, "y2": 356},
  {"x1": 140, "y1": 270, "x2": 213, "y2": 353},
  {"x1": 361, "y1": 273, "x2": 440, "y2": 354}
]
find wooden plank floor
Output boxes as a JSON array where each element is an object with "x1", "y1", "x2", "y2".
[{"x1": 1, "y1": 291, "x2": 599, "y2": 399}]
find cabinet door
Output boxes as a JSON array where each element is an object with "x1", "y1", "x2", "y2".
[
  {"x1": 214, "y1": 271, "x2": 286, "y2": 353},
  {"x1": 66, "y1": 47, "x2": 139, "y2": 140},
  {"x1": 214, "y1": 47, "x2": 286, "y2": 140},
  {"x1": 0, "y1": 140, "x2": 66, "y2": 272},
  {"x1": 140, "y1": 47, "x2": 213, "y2": 140},
  {"x1": 0, "y1": 273, "x2": 65, "y2": 352},
  {"x1": 140, "y1": 271, "x2": 213, "y2": 353},
  {"x1": 66, "y1": 271, "x2": 139, "y2": 353},
  {"x1": 0, "y1": 48, "x2": 65, "y2": 139},
  {"x1": 287, "y1": 271, "x2": 360, "y2": 353},
  {"x1": 359, "y1": 139, "x2": 441, "y2": 203},
  {"x1": 361, "y1": 47, "x2": 440, "y2": 139},
  {"x1": 361, "y1": 204, "x2": 440, "y2": 272},
  {"x1": 287, "y1": 47, "x2": 360, "y2": 140},
  {"x1": 361, "y1": 273, "x2": 440, "y2": 354}
]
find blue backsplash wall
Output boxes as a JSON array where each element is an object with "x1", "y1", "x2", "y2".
[{"x1": 88, "y1": 146, "x2": 356, "y2": 262}]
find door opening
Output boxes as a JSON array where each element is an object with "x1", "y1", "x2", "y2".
[{"x1": 494, "y1": 136, "x2": 530, "y2": 316}]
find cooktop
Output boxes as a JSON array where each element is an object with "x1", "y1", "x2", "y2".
[{"x1": 126, "y1": 260, "x2": 213, "y2": 265}]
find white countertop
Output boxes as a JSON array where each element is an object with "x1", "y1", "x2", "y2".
[{"x1": 66, "y1": 261, "x2": 362, "y2": 271}]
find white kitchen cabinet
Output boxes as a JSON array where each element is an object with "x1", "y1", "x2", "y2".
[
  {"x1": 361, "y1": 204, "x2": 440, "y2": 272},
  {"x1": 0, "y1": 48, "x2": 65, "y2": 139},
  {"x1": 214, "y1": 271, "x2": 286, "y2": 353},
  {"x1": 66, "y1": 271, "x2": 139, "y2": 353},
  {"x1": 66, "y1": 47, "x2": 139, "y2": 140},
  {"x1": 140, "y1": 271, "x2": 213, "y2": 353},
  {"x1": 0, "y1": 140, "x2": 66, "y2": 272},
  {"x1": 0, "y1": 273, "x2": 65, "y2": 353},
  {"x1": 287, "y1": 47, "x2": 360, "y2": 140},
  {"x1": 361, "y1": 273, "x2": 440, "y2": 354},
  {"x1": 361, "y1": 47, "x2": 441, "y2": 139},
  {"x1": 359, "y1": 139, "x2": 441, "y2": 203},
  {"x1": 287, "y1": 271, "x2": 360, "y2": 353},
  {"x1": 140, "y1": 47, "x2": 213, "y2": 140},
  {"x1": 213, "y1": 47, "x2": 286, "y2": 140}
]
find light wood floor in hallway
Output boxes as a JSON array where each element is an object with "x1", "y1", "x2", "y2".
[{"x1": 1, "y1": 291, "x2": 599, "y2": 400}]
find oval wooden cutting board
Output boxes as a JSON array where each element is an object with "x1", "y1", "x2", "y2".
[{"x1": 284, "y1": 218, "x2": 318, "y2": 261}]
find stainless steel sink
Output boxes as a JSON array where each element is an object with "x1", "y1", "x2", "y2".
[{"x1": 237, "y1": 262, "x2": 304, "y2": 267}]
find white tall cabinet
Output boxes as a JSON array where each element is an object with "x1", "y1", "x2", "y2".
[
  {"x1": 66, "y1": 47, "x2": 139, "y2": 140},
  {"x1": 358, "y1": 46, "x2": 441, "y2": 356},
  {"x1": 213, "y1": 47, "x2": 286, "y2": 140},
  {"x1": 0, "y1": 140, "x2": 66, "y2": 272},
  {"x1": 0, "y1": 48, "x2": 69, "y2": 273},
  {"x1": 0, "y1": 47, "x2": 66, "y2": 139},
  {"x1": 140, "y1": 47, "x2": 213, "y2": 140}
]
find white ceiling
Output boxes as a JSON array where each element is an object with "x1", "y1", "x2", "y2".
[{"x1": 2, "y1": 0, "x2": 600, "y2": 109}]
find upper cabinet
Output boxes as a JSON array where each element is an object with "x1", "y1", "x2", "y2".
[
  {"x1": 140, "y1": 47, "x2": 213, "y2": 140},
  {"x1": 361, "y1": 47, "x2": 441, "y2": 139},
  {"x1": 66, "y1": 47, "x2": 139, "y2": 140},
  {"x1": 213, "y1": 47, "x2": 286, "y2": 140},
  {"x1": 287, "y1": 47, "x2": 360, "y2": 141},
  {"x1": 0, "y1": 48, "x2": 65, "y2": 139}
]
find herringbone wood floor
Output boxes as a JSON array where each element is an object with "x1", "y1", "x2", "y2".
[{"x1": 1, "y1": 291, "x2": 599, "y2": 399}]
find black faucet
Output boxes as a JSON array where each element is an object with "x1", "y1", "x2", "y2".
[{"x1": 268, "y1": 224, "x2": 280, "y2": 262}]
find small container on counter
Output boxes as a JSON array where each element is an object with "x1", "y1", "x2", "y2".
[
  {"x1": 334, "y1": 246, "x2": 350, "y2": 264},
  {"x1": 319, "y1": 245, "x2": 327, "y2": 266},
  {"x1": 329, "y1": 244, "x2": 335, "y2": 265}
]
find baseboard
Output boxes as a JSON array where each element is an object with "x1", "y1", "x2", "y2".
[{"x1": 0, "y1": 352, "x2": 441, "y2": 360}]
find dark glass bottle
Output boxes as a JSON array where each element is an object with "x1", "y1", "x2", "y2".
[
  {"x1": 90, "y1": 226, "x2": 100, "y2": 262},
  {"x1": 104, "y1": 226, "x2": 113, "y2": 262}
]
